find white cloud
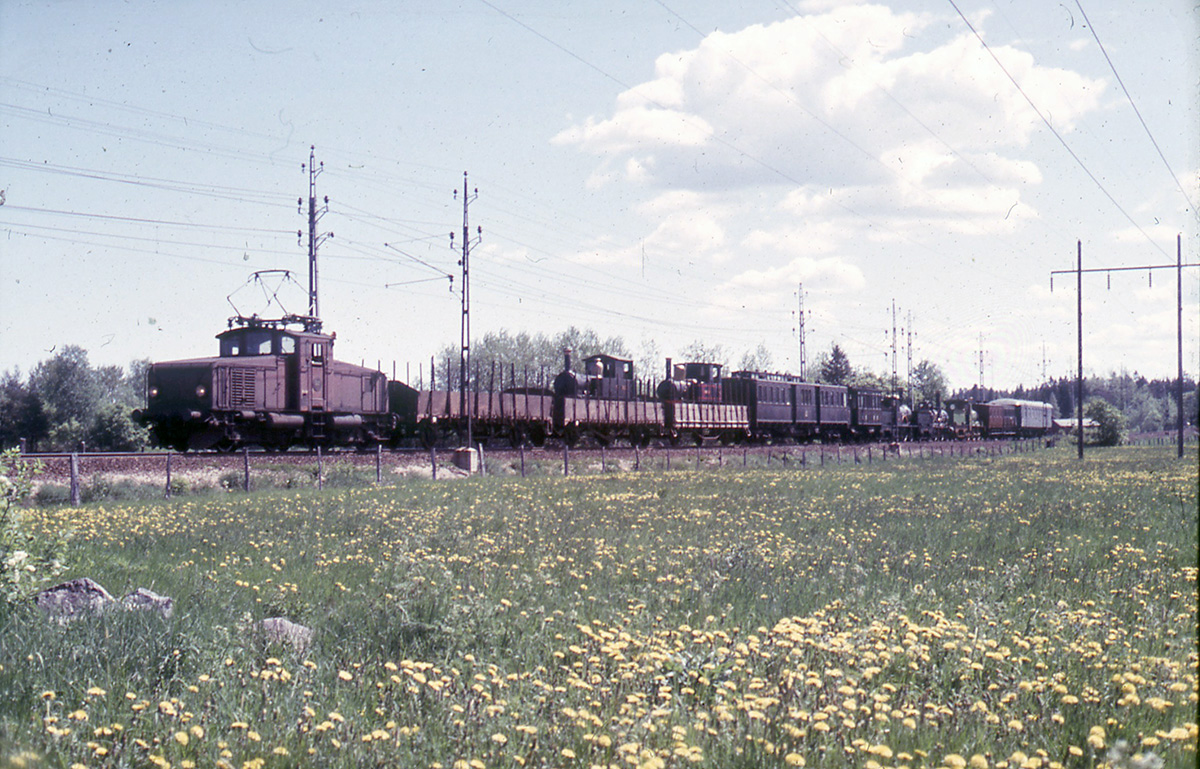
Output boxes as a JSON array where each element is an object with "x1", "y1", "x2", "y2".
[{"x1": 558, "y1": 3, "x2": 1105, "y2": 199}]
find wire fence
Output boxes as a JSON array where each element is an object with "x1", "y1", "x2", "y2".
[{"x1": 15, "y1": 437, "x2": 1080, "y2": 507}]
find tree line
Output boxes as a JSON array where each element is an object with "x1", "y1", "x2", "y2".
[
  {"x1": 2, "y1": 334, "x2": 1194, "y2": 452},
  {"x1": 0, "y1": 346, "x2": 148, "y2": 452}
]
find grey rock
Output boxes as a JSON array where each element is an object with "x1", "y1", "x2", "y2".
[
  {"x1": 121, "y1": 588, "x2": 174, "y2": 619},
  {"x1": 36, "y1": 578, "x2": 115, "y2": 620},
  {"x1": 259, "y1": 617, "x2": 313, "y2": 654}
]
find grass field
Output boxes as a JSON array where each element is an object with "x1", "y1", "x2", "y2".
[{"x1": 1, "y1": 445, "x2": 1195, "y2": 769}]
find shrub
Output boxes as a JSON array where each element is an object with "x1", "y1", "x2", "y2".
[
  {"x1": 1085, "y1": 398, "x2": 1127, "y2": 446},
  {"x1": 1, "y1": 449, "x2": 66, "y2": 605}
]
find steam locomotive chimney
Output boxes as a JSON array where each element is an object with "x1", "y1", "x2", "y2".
[
  {"x1": 665, "y1": 357, "x2": 672, "y2": 378},
  {"x1": 563, "y1": 348, "x2": 572, "y2": 373}
]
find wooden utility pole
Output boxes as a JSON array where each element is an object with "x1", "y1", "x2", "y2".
[
  {"x1": 1049, "y1": 236, "x2": 1198, "y2": 460},
  {"x1": 1076, "y1": 240, "x2": 1083, "y2": 459}
]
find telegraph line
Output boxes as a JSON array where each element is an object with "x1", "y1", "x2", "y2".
[
  {"x1": 948, "y1": 0, "x2": 1173, "y2": 260},
  {"x1": 1073, "y1": 0, "x2": 1198, "y2": 220}
]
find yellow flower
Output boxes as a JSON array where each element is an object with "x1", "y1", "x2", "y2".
[
  {"x1": 491, "y1": 733, "x2": 508, "y2": 745},
  {"x1": 969, "y1": 755, "x2": 989, "y2": 769},
  {"x1": 784, "y1": 753, "x2": 806, "y2": 766},
  {"x1": 337, "y1": 670, "x2": 353, "y2": 681},
  {"x1": 189, "y1": 725, "x2": 204, "y2": 740},
  {"x1": 86, "y1": 686, "x2": 107, "y2": 697},
  {"x1": 174, "y1": 731, "x2": 189, "y2": 746},
  {"x1": 561, "y1": 749, "x2": 576, "y2": 759},
  {"x1": 944, "y1": 754, "x2": 967, "y2": 769}
]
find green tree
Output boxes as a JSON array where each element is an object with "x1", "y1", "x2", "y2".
[
  {"x1": 30, "y1": 346, "x2": 100, "y2": 449},
  {"x1": 911, "y1": 360, "x2": 948, "y2": 404},
  {"x1": 0, "y1": 371, "x2": 48, "y2": 450},
  {"x1": 1084, "y1": 398, "x2": 1126, "y2": 446},
  {"x1": 737, "y1": 342, "x2": 774, "y2": 373},
  {"x1": 88, "y1": 404, "x2": 148, "y2": 452},
  {"x1": 817, "y1": 344, "x2": 852, "y2": 385},
  {"x1": 850, "y1": 368, "x2": 889, "y2": 391},
  {"x1": 679, "y1": 340, "x2": 728, "y2": 368},
  {"x1": 434, "y1": 327, "x2": 629, "y2": 390}
]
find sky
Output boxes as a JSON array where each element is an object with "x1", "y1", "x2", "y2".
[{"x1": 1, "y1": 0, "x2": 1197, "y2": 393}]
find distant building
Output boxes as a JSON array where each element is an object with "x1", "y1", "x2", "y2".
[{"x1": 1051, "y1": 418, "x2": 1098, "y2": 435}]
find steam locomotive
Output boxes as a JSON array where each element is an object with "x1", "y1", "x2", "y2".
[{"x1": 135, "y1": 318, "x2": 1052, "y2": 451}]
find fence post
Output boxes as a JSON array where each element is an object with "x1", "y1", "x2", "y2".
[
  {"x1": 243, "y1": 448, "x2": 251, "y2": 492},
  {"x1": 634, "y1": 444, "x2": 640, "y2": 471},
  {"x1": 69, "y1": 453, "x2": 80, "y2": 506},
  {"x1": 562, "y1": 444, "x2": 570, "y2": 477},
  {"x1": 165, "y1": 452, "x2": 173, "y2": 499},
  {"x1": 431, "y1": 447, "x2": 437, "y2": 480},
  {"x1": 316, "y1": 447, "x2": 323, "y2": 490},
  {"x1": 376, "y1": 444, "x2": 382, "y2": 484},
  {"x1": 743, "y1": 447, "x2": 747, "y2": 467},
  {"x1": 478, "y1": 443, "x2": 486, "y2": 476},
  {"x1": 520, "y1": 444, "x2": 526, "y2": 478},
  {"x1": 695, "y1": 446, "x2": 701, "y2": 471}
]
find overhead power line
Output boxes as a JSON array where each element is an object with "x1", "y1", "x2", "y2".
[
  {"x1": 1072, "y1": 0, "x2": 1199, "y2": 221},
  {"x1": 946, "y1": 0, "x2": 1173, "y2": 260}
]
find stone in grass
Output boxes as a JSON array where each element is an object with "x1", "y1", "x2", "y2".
[
  {"x1": 259, "y1": 617, "x2": 313, "y2": 655},
  {"x1": 35, "y1": 577, "x2": 115, "y2": 620},
  {"x1": 120, "y1": 588, "x2": 173, "y2": 619}
]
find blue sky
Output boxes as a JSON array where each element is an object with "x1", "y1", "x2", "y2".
[{"x1": 1, "y1": 0, "x2": 1197, "y2": 391}]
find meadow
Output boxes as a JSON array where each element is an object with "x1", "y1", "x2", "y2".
[{"x1": 0, "y1": 445, "x2": 1195, "y2": 769}]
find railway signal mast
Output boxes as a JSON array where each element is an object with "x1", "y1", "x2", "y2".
[
  {"x1": 796, "y1": 284, "x2": 807, "y2": 381},
  {"x1": 451, "y1": 173, "x2": 482, "y2": 450},
  {"x1": 299, "y1": 146, "x2": 333, "y2": 332}
]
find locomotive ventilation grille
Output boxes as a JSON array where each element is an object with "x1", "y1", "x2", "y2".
[{"x1": 229, "y1": 369, "x2": 256, "y2": 407}]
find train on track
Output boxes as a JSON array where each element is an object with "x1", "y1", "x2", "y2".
[{"x1": 134, "y1": 314, "x2": 1053, "y2": 452}]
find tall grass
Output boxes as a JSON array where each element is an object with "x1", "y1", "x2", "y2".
[{"x1": 1, "y1": 446, "x2": 1195, "y2": 768}]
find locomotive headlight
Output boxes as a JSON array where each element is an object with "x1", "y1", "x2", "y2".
[
  {"x1": 195, "y1": 385, "x2": 208, "y2": 398},
  {"x1": 148, "y1": 386, "x2": 159, "y2": 398}
]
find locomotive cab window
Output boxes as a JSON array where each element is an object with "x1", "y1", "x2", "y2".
[
  {"x1": 279, "y1": 335, "x2": 296, "y2": 355},
  {"x1": 247, "y1": 331, "x2": 273, "y2": 356},
  {"x1": 311, "y1": 342, "x2": 325, "y2": 364}
]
